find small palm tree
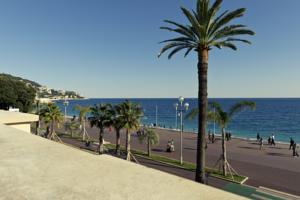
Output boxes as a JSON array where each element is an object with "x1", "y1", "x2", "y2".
[
  {"x1": 111, "y1": 104, "x2": 126, "y2": 156},
  {"x1": 39, "y1": 103, "x2": 63, "y2": 142},
  {"x1": 74, "y1": 105, "x2": 90, "y2": 141},
  {"x1": 138, "y1": 128, "x2": 159, "y2": 157},
  {"x1": 158, "y1": 0, "x2": 254, "y2": 183},
  {"x1": 187, "y1": 101, "x2": 256, "y2": 176},
  {"x1": 65, "y1": 120, "x2": 80, "y2": 138},
  {"x1": 89, "y1": 103, "x2": 113, "y2": 154},
  {"x1": 119, "y1": 100, "x2": 143, "y2": 161}
]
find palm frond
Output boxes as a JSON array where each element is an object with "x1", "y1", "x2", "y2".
[
  {"x1": 158, "y1": 42, "x2": 193, "y2": 57},
  {"x1": 212, "y1": 28, "x2": 255, "y2": 41},
  {"x1": 185, "y1": 108, "x2": 198, "y2": 120},
  {"x1": 167, "y1": 45, "x2": 192, "y2": 59},
  {"x1": 228, "y1": 101, "x2": 256, "y2": 118},
  {"x1": 181, "y1": 7, "x2": 204, "y2": 38},
  {"x1": 184, "y1": 46, "x2": 194, "y2": 57},
  {"x1": 209, "y1": 8, "x2": 246, "y2": 37}
]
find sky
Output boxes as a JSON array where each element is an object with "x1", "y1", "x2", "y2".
[{"x1": 0, "y1": 0, "x2": 300, "y2": 98}]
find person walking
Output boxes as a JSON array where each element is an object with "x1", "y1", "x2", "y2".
[
  {"x1": 256, "y1": 132, "x2": 260, "y2": 141},
  {"x1": 289, "y1": 137, "x2": 295, "y2": 150},
  {"x1": 259, "y1": 137, "x2": 264, "y2": 150},
  {"x1": 212, "y1": 133, "x2": 215, "y2": 143},
  {"x1": 208, "y1": 130, "x2": 212, "y2": 143},
  {"x1": 271, "y1": 133, "x2": 276, "y2": 146},
  {"x1": 292, "y1": 143, "x2": 299, "y2": 157}
]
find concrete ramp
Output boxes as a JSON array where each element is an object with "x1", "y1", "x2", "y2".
[{"x1": 0, "y1": 124, "x2": 246, "y2": 200}]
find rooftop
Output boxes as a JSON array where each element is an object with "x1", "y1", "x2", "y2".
[
  {"x1": 0, "y1": 123, "x2": 245, "y2": 200},
  {"x1": 0, "y1": 110, "x2": 38, "y2": 124}
]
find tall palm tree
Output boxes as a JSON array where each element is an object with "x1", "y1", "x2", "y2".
[
  {"x1": 187, "y1": 101, "x2": 256, "y2": 176},
  {"x1": 74, "y1": 105, "x2": 90, "y2": 141},
  {"x1": 39, "y1": 103, "x2": 63, "y2": 142},
  {"x1": 119, "y1": 100, "x2": 143, "y2": 161},
  {"x1": 89, "y1": 103, "x2": 113, "y2": 154},
  {"x1": 158, "y1": 0, "x2": 254, "y2": 183},
  {"x1": 138, "y1": 128, "x2": 159, "y2": 157},
  {"x1": 111, "y1": 104, "x2": 126, "y2": 156}
]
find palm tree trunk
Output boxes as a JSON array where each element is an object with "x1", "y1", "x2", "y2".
[
  {"x1": 116, "y1": 129, "x2": 121, "y2": 156},
  {"x1": 82, "y1": 120, "x2": 85, "y2": 141},
  {"x1": 148, "y1": 138, "x2": 151, "y2": 157},
  {"x1": 222, "y1": 127, "x2": 227, "y2": 176},
  {"x1": 195, "y1": 49, "x2": 208, "y2": 183},
  {"x1": 49, "y1": 120, "x2": 55, "y2": 140},
  {"x1": 99, "y1": 129, "x2": 104, "y2": 154},
  {"x1": 126, "y1": 129, "x2": 131, "y2": 161}
]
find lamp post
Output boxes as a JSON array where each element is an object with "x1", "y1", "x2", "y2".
[
  {"x1": 175, "y1": 96, "x2": 189, "y2": 165},
  {"x1": 63, "y1": 97, "x2": 69, "y2": 122},
  {"x1": 155, "y1": 105, "x2": 158, "y2": 127},
  {"x1": 174, "y1": 103, "x2": 178, "y2": 129}
]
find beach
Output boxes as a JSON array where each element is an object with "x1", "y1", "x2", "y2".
[{"x1": 77, "y1": 126, "x2": 300, "y2": 196}]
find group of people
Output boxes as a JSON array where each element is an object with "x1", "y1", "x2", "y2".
[{"x1": 256, "y1": 133, "x2": 299, "y2": 157}]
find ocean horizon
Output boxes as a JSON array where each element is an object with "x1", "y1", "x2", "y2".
[{"x1": 55, "y1": 98, "x2": 300, "y2": 143}]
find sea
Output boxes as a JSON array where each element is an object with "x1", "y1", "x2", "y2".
[{"x1": 55, "y1": 98, "x2": 300, "y2": 143}]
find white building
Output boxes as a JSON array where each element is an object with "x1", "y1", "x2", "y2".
[{"x1": 0, "y1": 110, "x2": 39, "y2": 133}]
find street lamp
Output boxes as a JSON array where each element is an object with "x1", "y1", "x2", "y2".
[
  {"x1": 175, "y1": 96, "x2": 189, "y2": 165},
  {"x1": 174, "y1": 103, "x2": 179, "y2": 129},
  {"x1": 63, "y1": 97, "x2": 69, "y2": 122}
]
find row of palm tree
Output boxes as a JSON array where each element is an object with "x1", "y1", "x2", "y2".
[{"x1": 89, "y1": 100, "x2": 143, "y2": 161}]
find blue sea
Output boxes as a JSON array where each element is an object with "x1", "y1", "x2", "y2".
[{"x1": 55, "y1": 98, "x2": 300, "y2": 143}]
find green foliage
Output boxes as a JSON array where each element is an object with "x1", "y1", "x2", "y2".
[
  {"x1": 74, "y1": 105, "x2": 90, "y2": 123},
  {"x1": 158, "y1": 0, "x2": 254, "y2": 58},
  {"x1": 118, "y1": 100, "x2": 143, "y2": 132},
  {"x1": 111, "y1": 104, "x2": 126, "y2": 131},
  {"x1": 138, "y1": 128, "x2": 159, "y2": 146},
  {"x1": 89, "y1": 103, "x2": 113, "y2": 131},
  {"x1": 0, "y1": 73, "x2": 41, "y2": 87},
  {"x1": 187, "y1": 101, "x2": 256, "y2": 129},
  {"x1": 0, "y1": 75, "x2": 36, "y2": 112},
  {"x1": 39, "y1": 103, "x2": 63, "y2": 126}
]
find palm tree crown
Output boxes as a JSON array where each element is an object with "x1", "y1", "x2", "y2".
[
  {"x1": 74, "y1": 105, "x2": 90, "y2": 124},
  {"x1": 89, "y1": 103, "x2": 113, "y2": 154},
  {"x1": 207, "y1": 101, "x2": 256, "y2": 128},
  {"x1": 39, "y1": 103, "x2": 63, "y2": 141},
  {"x1": 158, "y1": 0, "x2": 254, "y2": 58},
  {"x1": 119, "y1": 100, "x2": 143, "y2": 161}
]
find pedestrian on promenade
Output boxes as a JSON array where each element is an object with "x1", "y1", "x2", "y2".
[
  {"x1": 268, "y1": 136, "x2": 271, "y2": 145},
  {"x1": 289, "y1": 137, "x2": 295, "y2": 150},
  {"x1": 292, "y1": 143, "x2": 299, "y2": 157},
  {"x1": 256, "y1": 132, "x2": 260, "y2": 141},
  {"x1": 259, "y1": 137, "x2": 263, "y2": 150},
  {"x1": 212, "y1": 133, "x2": 215, "y2": 143},
  {"x1": 225, "y1": 132, "x2": 229, "y2": 141},
  {"x1": 208, "y1": 130, "x2": 212, "y2": 143},
  {"x1": 271, "y1": 133, "x2": 276, "y2": 146}
]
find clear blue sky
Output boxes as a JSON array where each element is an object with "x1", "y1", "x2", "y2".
[{"x1": 0, "y1": 0, "x2": 300, "y2": 98}]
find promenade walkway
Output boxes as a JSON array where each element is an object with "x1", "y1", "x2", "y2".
[{"x1": 83, "y1": 126, "x2": 300, "y2": 196}]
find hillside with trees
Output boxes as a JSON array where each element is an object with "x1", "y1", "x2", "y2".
[{"x1": 0, "y1": 74, "x2": 36, "y2": 112}]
